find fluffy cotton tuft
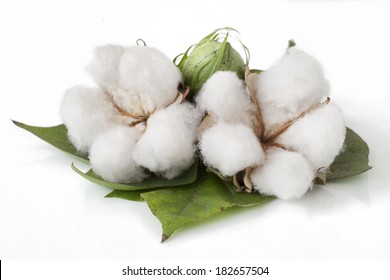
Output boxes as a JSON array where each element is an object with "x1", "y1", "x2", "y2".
[
  {"x1": 251, "y1": 147, "x2": 315, "y2": 200},
  {"x1": 133, "y1": 102, "x2": 201, "y2": 179},
  {"x1": 197, "y1": 71, "x2": 256, "y2": 127},
  {"x1": 89, "y1": 125, "x2": 146, "y2": 183},
  {"x1": 87, "y1": 45, "x2": 182, "y2": 117},
  {"x1": 276, "y1": 103, "x2": 346, "y2": 170},
  {"x1": 256, "y1": 47, "x2": 330, "y2": 134},
  {"x1": 86, "y1": 44, "x2": 125, "y2": 92},
  {"x1": 199, "y1": 122, "x2": 265, "y2": 176},
  {"x1": 60, "y1": 85, "x2": 123, "y2": 154}
]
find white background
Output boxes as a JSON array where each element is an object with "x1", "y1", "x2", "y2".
[{"x1": 1, "y1": 0, "x2": 390, "y2": 260}]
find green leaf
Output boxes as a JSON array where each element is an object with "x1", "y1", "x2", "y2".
[
  {"x1": 71, "y1": 160, "x2": 198, "y2": 191},
  {"x1": 141, "y1": 166, "x2": 274, "y2": 242},
  {"x1": 105, "y1": 190, "x2": 145, "y2": 202},
  {"x1": 12, "y1": 121, "x2": 88, "y2": 161},
  {"x1": 326, "y1": 127, "x2": 371, "y2": 180}
]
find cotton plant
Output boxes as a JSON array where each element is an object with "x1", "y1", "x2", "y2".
[
  {"x1": 61, "y1": 44, "x2": 201, "y2": 183},
  {"x1": 197, "y1": 46, "x2": 346, "y2": 200},
  {"x1": 13, "y1": 28, "x2": 371, "y2": 241}
]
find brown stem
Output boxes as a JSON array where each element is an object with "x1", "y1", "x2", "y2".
[
  {"x1": 262, "y1": 142, "x2": 289, "y2": 151},
  {"x1": 129, "y1": 118, "x2": 148, "y2": 127},
  {"x1": 245, "y1": 66, "x2": 265, "y2": 140},
  {"x1": 109, "y1": 85, "x2": 191, "y2": 129},
  {"x1": 263, "y1": 97, "x2": 330, "y2": 143},
  {"x1": 113, "y1": 102, "x2": 144, "y2": 119}
]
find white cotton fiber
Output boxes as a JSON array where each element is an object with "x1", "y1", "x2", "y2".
[
  {"x1": 133, "y1": 102, "x2": 201, "y2": 179},
  {"x1": 199, "y1": 122, "x2": 265, "y2": 176},
  {"x1": 251, "y1": 147, "x2": 315, "y2": 200},
  {"x1": 89, "y1": 125, "x2": 146, "y2": 183},
  {"x1": 86, "y1": 44, "x2": 125, "y2": 92},
  {"x1": 276, "y1": 103, "x2": 346, "y2": 170},
  {"x1": 60, "y1": 85, "x2": 122, "y2": 154},
  {"x1": 87, "y1": 45, "x2": 182, "y2": 117},
  {"x1": 256, "y1": 47, "x2": 330, "y2": 134},
  {"x1": 197, "y1": 71, "x2": 256, "y2": 127}
]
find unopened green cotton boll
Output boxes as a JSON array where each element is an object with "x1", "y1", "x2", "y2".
[{"x1": 176, "y1": 28, "x2": 247, "y2": 96}]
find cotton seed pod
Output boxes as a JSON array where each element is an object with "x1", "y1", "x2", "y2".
[
  {"x1": 276, "y1": 103, "x2": 346, "y2": 170},
  {"x1": 133, "y1": 102, "x2": 202, "y2": 179},
  {"x1": 255, "y1": 47, "x2": 330, "y2": 135},
  {"x1": 196, "y1": 71, "x2": 256, "y2": 128},
  {"x1": 89, "y1": 125, "x2": 147, "y2": 183},
  {"x1": 176, "y1": 28, "x2": 247, "y2": 96},
  {"x1": 199, "y1": 122, "x2": 265, "y2": 177},
  {"x1": 87, "y1": 44, "x2": 182, "y2": 117},
  {"x1": 251, "y1": 147, "x2": 315, "y2": 200},
  {"x1": 60, "y1": 85, "x2": 124, "y2": 154}
]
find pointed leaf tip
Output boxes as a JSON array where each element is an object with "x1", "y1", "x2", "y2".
[
  {"x1": 326, "y1": 128, "x2": 371, "y2": 180},
  {"x1": 161, "y1": 234, "x2": 169, "y2": 243},
  {"x1": 142, "y1": 166, "x2": 273, "y2": 241},
  {"x1": 13, "y1": 120, "x2": 88, "y2": 161}
]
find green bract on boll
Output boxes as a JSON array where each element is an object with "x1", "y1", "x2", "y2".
[{"x1": 175, "y1": 27, "x2": 249, "y2": 97}]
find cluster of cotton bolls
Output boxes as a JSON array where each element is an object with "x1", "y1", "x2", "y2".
[
  {"x1": 61, "y1": 44, "x2": 201, "y2": 183},
  {"x1": 198, "y1": 47, "x2": 346, "y2": 200}
]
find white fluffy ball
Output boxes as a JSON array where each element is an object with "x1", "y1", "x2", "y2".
[
  {"x1": 89, "y1": 125, "x2": 146, "y2": 183},
  {"x1": 276, "y1": 104, "x2": 346, "y2": 170},
  {"x1": 87, "y1": 45, "x2": 182, "y2": 117},
  {"x1": 251, "y1": 147, "x2": 315, "y2": 200},
  {"x1": 60, "y1": 85, "x2": 122, "y2": 154},
  {"x1": 256, "y1": 47, "x2": 330, "y2": 134},
  {"x1": 199, "y1": 122, "x2": 265, "y2": 176},
  {"x1": 85, "y1": 44, "x2": 125, "y2": 92},
  {"x1": 133, "y1": 102, "x2": 201, "y2": 179},
  {"x1": 197, "y1": 71, "x2": 256, "y2": 127}
]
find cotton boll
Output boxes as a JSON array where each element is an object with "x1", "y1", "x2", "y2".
[
  {"x1": 60, "y1": 85, "x2": 123, "y2": 154},
  {"x1": 89, "y1": 125, "x2": 146, "y2": 183},
  {"x1": 87, "y1": 45, "x2": 182, "y2": 117},
  {"x1": 199, "y1": 122, "x2": 265, "y2": 176},
  {"x1": 133, "y1": 102, "x2": 201, "y2": 179},
  {"x1": 115, "y1": 46, "x2": 182, "y2": 116},
  {"x1": 86, "y1": 44, "x2": 125, "y2": 92},
  {"x1": 251, "y1": 147, "x2": 315, "y2": 200},
  {"x1": 276, "y1": 104, "x2": 346, "y2": 170},
  {"x1": 196, "y1": 71, "x2": 256, "y2": 127},
  {"x1": 256, "y1": 47, "x2": 330, "y2": 134}
]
